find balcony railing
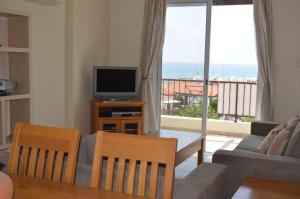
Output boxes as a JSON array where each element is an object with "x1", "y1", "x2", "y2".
[{"x1": 161, "y1": 78, "x2": 257, "y2": 122}]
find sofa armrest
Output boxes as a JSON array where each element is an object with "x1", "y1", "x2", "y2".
[
  {"x1": 174, "y1": 163, "x2": 227, "y2": 199},
  {"x1": 251, "y1": 121, "x2": 280, "y2": 136},
  {"x1": 213, "y1": 149, "x2": 300, "y2": 198},
  {"x1": 213, "y1": 149, "x2": 300, "y2": 181}
]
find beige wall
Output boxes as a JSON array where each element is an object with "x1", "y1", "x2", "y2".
[
  {"x1": 0, "y1": 0, "x2": 66, "y2": 127},
  {"x1": 65, "y1": 0, "x2": 145, "y2": 135},
  {"x1": 272, "y1": 0, "x2": 300, "y2": 122},
  {"x1": 66, "y1": 0, "x2": 110, "y2": 135},
  {"x1": 0, "y1": 0, "x2": 110, "y2": 135},
  {"x1": 65, "y1": 0, "x2": 145, "y2": 134},
  {"x1": 109, "y1": 0, "x2": 145, "y2": 67}
]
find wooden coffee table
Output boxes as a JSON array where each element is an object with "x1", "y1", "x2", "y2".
[
  {"x1": 152, "y1": 130, "x2": 206, "y2": 166},
  {"x1": 233, "y1": 177, "x2": 300, "y2": 199}
]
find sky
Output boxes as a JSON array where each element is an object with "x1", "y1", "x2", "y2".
[{"x1": 163, "y1": 5, "x2": 257, "y2": 65}]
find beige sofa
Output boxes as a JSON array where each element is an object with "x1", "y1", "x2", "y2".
[{"x1": 213, "y1": 121, "x2": 300, "y2": 198}]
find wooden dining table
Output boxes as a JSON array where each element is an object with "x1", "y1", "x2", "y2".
[
  {"x1": 10, "y1": 175, "x2": 150, "y2": 199},
  {"x1": 232, "y1": 176, "x2": 300, "y2": 199}
]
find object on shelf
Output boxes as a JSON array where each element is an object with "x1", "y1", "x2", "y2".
[{"x1": 0, "y1": 80, "x2": 14, "y2": 96}]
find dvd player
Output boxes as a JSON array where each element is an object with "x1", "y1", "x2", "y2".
[{"x1": 112, "y1": 112, "x2": 141, "y2": 117}]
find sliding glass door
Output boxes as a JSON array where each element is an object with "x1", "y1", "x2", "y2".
[{"x1": 161, "y1": 0, "x2": 212, "y2": 134}]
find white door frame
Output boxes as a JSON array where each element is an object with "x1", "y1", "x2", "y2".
[{"x1": 165, "y1": 0, "x2": 212, "y2": 135}]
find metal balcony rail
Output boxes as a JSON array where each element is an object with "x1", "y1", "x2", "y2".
[{"x1": 161, "y1": 78, "x2": 257, "y2": 122}]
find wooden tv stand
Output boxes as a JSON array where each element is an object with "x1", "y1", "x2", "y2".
[{"x1": 91, "y1": 101, "x2": 144, "y2": 135}]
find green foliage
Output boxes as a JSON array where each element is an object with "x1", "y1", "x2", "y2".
[
  {"x1": 208, "y1": 98, "x2": 218, "y2": 113},
  {"x1": 208, "y1": 98, "x2": 221, "y2": 119},
  {"x1": 176, "y1": 105, "x2": 202, "y2": 118},
  {"x1": 208, "y1": 113, "x2": 221, "y2": 119},
  {"x1": 170, "y1": 97, "x2": 254, "y2": 121},
  {"x1": 241, "y1": 117, "x2": 255, "y2": 123},
  {"x1": 173, "y1": 98, "x2": 221, "y2": 119}
]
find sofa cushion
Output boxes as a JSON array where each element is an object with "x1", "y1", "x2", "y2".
[
  {"x1": 256, "y1": 123, "x2": 286, "y2": 154},
  {"x1": 235, "y1": 135, "x2": 265, "y2": 152},
  {"x1": 286, "y1": 115, "x2": 300, "y2": 131},
  {"x1": 267, "y1": 128, "x2": 290, "y2": 155},
  {"x1": 285, "y1": 122, "x2": 300, "y2": 158}
]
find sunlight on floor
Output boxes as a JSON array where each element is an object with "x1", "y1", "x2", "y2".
[{"x1": 204, "y1": 134, "x2": 242, "y2": 161}]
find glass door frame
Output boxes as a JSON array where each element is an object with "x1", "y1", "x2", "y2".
[{"x1": 165, "y1": 0, "x2": 212, "y2": 135}]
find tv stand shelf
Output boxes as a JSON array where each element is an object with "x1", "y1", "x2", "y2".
[{"x1": 91, "y1": 101, "x2": 144, "y2": 135}]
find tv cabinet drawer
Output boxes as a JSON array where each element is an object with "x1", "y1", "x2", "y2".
[
  {"x1": 121, "y1": 119, "x2": 142, "y2": 135},
  {"x1": 98, "y1": 120, "x2": 121, "y2": 133}
]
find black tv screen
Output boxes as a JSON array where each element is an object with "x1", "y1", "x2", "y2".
[
  {"x1": 96, "y1": 69, "x2": 136, "y2": 92},
  {"x1": 93, "y1": 66, "x2": 138, "y2": 99}
]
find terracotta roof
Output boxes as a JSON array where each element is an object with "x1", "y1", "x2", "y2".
[{"x1": 163, "y1": 81, "x2": 218, "y2": 97}]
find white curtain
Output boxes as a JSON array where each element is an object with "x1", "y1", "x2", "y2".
[
  {"x1": 140, "y1": 0, "x2": 167, "y2": 134},
  {"x1": 254, "y1": 0, "x2": 274, "y2": 121}
]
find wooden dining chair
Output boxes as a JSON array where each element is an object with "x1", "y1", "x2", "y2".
[
  {"x1": 90, "y1": 131, "x2": 177, "y2": 199},
  {"x1": 7, "y1": 123, "x2": 80, "y2": 184}
]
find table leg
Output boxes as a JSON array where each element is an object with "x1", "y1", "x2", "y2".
[{"x1": 197, "y1": 138, "x2": 206, "y2": 165}]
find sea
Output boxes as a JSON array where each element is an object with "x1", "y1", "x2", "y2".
[{"x1": 162, "y1": 62, "x2": 258, "y2": 80}]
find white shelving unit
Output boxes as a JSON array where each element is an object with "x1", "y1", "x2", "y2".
[
  {"x1": 0, "y1": 47, "x2": 30, "y2": 53},
  {"x1": 0, "y1": 94, "x2": 31, "y2": 101},
  {"x1": 0, "y1": 9, "x2": 31, "y2": 150}
]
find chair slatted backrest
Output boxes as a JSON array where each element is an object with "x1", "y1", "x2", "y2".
[
  {"x1": 90, "y1": 131, "x2": 177, "y2": 199},
  {"x1": 7, "y1": 123, "x2": 80, "y2": 184}
]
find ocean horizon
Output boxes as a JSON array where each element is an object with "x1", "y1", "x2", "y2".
[{"x1": 162, "y1": 62, "x2": 258, "y2": 80}]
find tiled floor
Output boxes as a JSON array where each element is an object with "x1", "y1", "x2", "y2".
[
  {"x1": 173, "y1": 132, "x2": 243, "y2": 179},
  {"x1": 205, "y1": 134, "x2": 243, "y2": 162}
]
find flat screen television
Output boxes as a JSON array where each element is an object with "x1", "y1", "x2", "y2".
[{"x1": 93, "y1": 66, "x2": 139, "y2": 100}]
